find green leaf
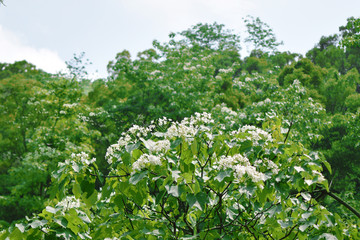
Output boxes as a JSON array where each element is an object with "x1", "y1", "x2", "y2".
[
  {"x1": 83, "y1": 190, "x2": 98, "y2": 207},
  {"x1": 132, "y1": 149, "x2": 142, "y2": 160},
  {"x1": 129, "y1": 171, "x2": 148, "y2": 185},
  {"x1": 15, "y1": 223, "x2": 26, "y2": 233},
  {"x1": 186, "y1": 192, "x2": 208, "y2": 211},
  {"x1": 171, "y1": 138, "x2": 182, "y2": 148},
  {"x1": 191, "y1": 138, "x2": 198, "y2": 155},
  {"x1": 323, "y1": 160, "x2": 332, "y2": 175},
  {"x1": 54, "y1": 217, "x2": 68, "y2": 228},
  {"x1": 126, "y1": 141, "x2": 141, "y2": 153},
  {"x1": 165, "y1": 185, "x2": 183, "y2": 198},
  {"x1": 186, "y1": 194, "x2": 202, "y2": 210},
  {"x1": 300, "y1": 192, "x2": 311, "y2": 202},
  {"x1": 29, "y1": 220, "x2": 47, "y2": 229},
  {"x1": 215, "y1": 169, "x2": 232, "y2": 182},
  {"x1": 196, "y1": 192, "x2": 209, "y2": 210},
  {"x1": 80, "y1": 178, "x2": 95, "y2": 197},
  {"x1": 9, "y1": 227, "x2": 23, "y2": 240},
  {"x1": 72, "y1": 182, "x2": 82, "y2": 198},
  {"x1": 45, "y1": 206, "x2": 58, "y2": 214},
  {"x1": 319, "y1": 233, "x2": 337, "y2": 240}
]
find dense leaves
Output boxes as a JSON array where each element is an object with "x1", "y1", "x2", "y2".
[{"x1": 1, "y1": 18, "x2": 360, "y2": 239}]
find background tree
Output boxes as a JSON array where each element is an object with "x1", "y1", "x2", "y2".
[
  {"x1": 340, "y1": 16, "x2": 360, "y2": 48},
  {"x1": 244, "y1": 15, "x2": 283, "y2": 53},
  {"x1": 339, "y1": 17, "x2": 360, "y2": 73},
  {"x1": 306, "y1": 35, "x2": 348, "y2": 74}
]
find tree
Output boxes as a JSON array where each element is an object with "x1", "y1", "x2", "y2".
[
  {"x1": 244, "y1": 16, "x2": 283, "y2": 53},
  {"x1": 339, "y1": 17, "x2": 360, "y2": 73},
  {"x1": 340, "y1": 17, "x2": 360, "y2": 48},
  {"x1": 2, "y1": 109, "x2": 360, "y2": 239},
  {"x1": 278, "y1": 58, "x2": 325, "y2": 89},
  {"x1": 178, "y1": 22, "x2": 241, "y2": 51},
  {"x1": 0, "y1": 72, "x2": 98, "y2": 222},
  {"x1": 306, "y1": 35, "x2": 348, "y2": 74}
]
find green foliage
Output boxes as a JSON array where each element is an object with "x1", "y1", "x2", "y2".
[
  {"x1": 1, "y1": 20, "x2": 360, "y2": 239},
  {"x1": 0, "y1": 72, "x2": 98, "y2": 222},
  {"x1": 278, "y1": 58, "x2": 326, "y2": 89},
  {"x1": 244, "y1": 16, "x2": 283, "y2": 53},
  {"x1": 340, "y1": 17, "x2": 360, "y2": 48},
  {"x1": 345, "y1": 93, "x2": 360, "y2": 112},
  {"x1": 306, "y1": 35, "x2": 348, "y2": 74},
  {"x1": 66, "y1": 52, "x2": 92, "y2": 81},
  {"x1": 3, "y1": 111, "x2": 359, "y2": 239},
  {"x1": 320, "y1": 68, "x2": 360, "y2": 113},
  {"x1": 244, "y1": 56, "x2": 268, "y2": 74}
]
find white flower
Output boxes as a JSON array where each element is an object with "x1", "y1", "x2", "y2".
[
  {"x1": 220, "y1": 105, "x2": 237, "y2": 116},
  {"x1": 70, "y1": 152, "x2": 95, "y2": 166},
  {"x1": 234, "y1": 165, "x2": 265, "y2": 183},
  {"x1": 218, "y1": 154, "x2": 250, "y2": 169},
  {"x1": 267, "y1": 160, "x2": 279, "y2": 174},
  {"x1": 56, "y1": 196, "x2": 80, "y2": 211},
  {"x1": 219, "y1": 68, "x2": 233, "y2": 74},
  {"x1": 237, "y1": 125, "x2": 273, "y2": 143},
  {"x1": 142, "y1": 138, "x2": 170, "y2": 152},
  {"x1": 132, "y1": 154, "x2": 162, "y2": 172},
  {"x1": 63, "y1": 103, "x2": 77, "y2": 108},
  {"x1": 264, "y1": 98, "x2": 271, "y2": 104}
]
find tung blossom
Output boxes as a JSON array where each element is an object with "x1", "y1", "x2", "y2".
[
  {"x1": 141, "y1": 138, "x2": 171, "y2": 152},
  {"x1": 132, "y1": 154, "x2": 162, "y2": 172}
]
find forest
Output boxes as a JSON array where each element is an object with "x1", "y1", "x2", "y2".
[{"x1": 0, "y1": 16, "x2": 360, "y2": 239}]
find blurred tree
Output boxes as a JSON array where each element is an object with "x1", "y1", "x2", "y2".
[
  {"x1": 244, "y1": 56, "x2": 268, "y2": 74},
  {"x1": 65, "y1": 52, "x2": 92, "y2": 81},
  {"x1": 306, "y1": 35, "x2": 348, "y2": 74},
  {"x1": 320, "y1": 68, "x2": 360, "y2": 113},
  {"x1": 244, "y1": 15, "x2": 283, "y2": 53},
  {"x1": 340, "y1": 16, "x2": 360, "y2": 48},
  {"x1": 0, "y1": 60, "x2": 43, "y2": 81},
  {"x1": 178, "y1": 22, "x2": 241, "y2": 51},
  {"x1": 278, "y1": 58, "x2": 325, "y2": 88},
  {"x1": 339, "y1": 17, "x2": 360, "y2": 73}
]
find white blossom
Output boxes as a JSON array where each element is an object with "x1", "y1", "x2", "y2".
[
  {"x1": 218, "y1": 154, "x2": 250, "y2": 169},
  {"x1": 132, "y1": 154, "x2": 162, "y2": 172},
  {"x1": 142, "y1": 138, "x2": 170, "y2": 152},
  {"x1": 56, "y1": 196, "x2": 80, "y2": 211}
]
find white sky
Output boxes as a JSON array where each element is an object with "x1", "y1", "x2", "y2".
[{"x1": 0, "y1": 0, "x2": 359, "y2": 77}]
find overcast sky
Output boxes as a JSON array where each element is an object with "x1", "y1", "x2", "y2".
[{"x1": 0, "y1": 0, "x2": 359, "y2": 78}]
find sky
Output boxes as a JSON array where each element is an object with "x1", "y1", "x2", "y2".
[{"x1": 0, "y1": 0, "x2": 359, "y2": 78}]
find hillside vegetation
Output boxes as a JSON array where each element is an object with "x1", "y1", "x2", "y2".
[{"x1": 0, "y1": 17, "x2": 360, "y2": 239}]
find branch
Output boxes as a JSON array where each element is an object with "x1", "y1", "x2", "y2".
[
  {"x1": 279, "y1": 224, "x2": 298, "y2": 240},
  {"x1": 283, "y1": 121, "x2": 293, "y2": 144},
  {"x1": 90, "y1": 173, "x2": 130, "y2": 178},
  {"x1": 326, "y1": 191, "x2": 360, "y2": 219}
]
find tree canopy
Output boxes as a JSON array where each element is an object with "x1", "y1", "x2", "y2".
[{"x1": 1, "y1": 18, "x2": 360, "y2": 239}]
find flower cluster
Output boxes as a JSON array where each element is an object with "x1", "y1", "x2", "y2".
[
  {"x1": 233, "y1": 165, "x2": 265, "y2": 183},
  {"x1": 141, "y1": 138, "x2": 171, "y2": 153},
  {"x1": 218, "y1": 154, "x2": 265, "y2": 183},
  {"x1": 132, "y1": 154, "x2": 162, "y2": 172},
  {"x1": 56, "y1": 196, "x2": 81, "y2": 211},
  {"x1": 218, "y1": 154, "x2": 250, "y2": 169},
  {"x1": 232, "y1": 125, "x2": 273, "y2": 144},
  {"x1": 59, "y1": 152, "x2": 95, "y2": 172},
  {"x1": 164, "y1": 112, "x2": 214, "y2": 140}
]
